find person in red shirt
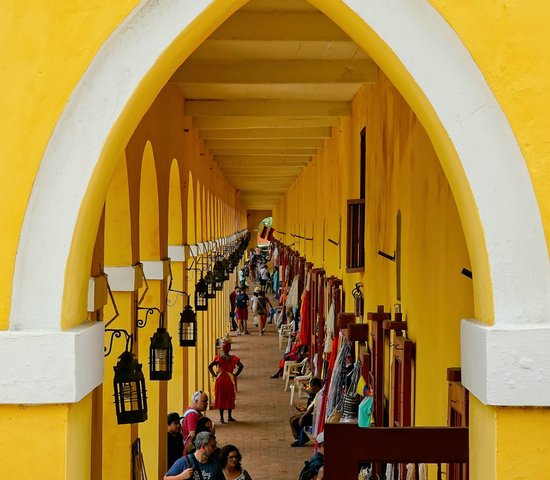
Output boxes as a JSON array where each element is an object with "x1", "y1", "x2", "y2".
[
  {"x1": 180, "y1": 390, "x2": 209, "y2": 453},
  {"x1": 208, "y1": 340, "x2": 244, "y2": 424}
]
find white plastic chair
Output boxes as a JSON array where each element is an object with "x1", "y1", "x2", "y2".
[
  {"x1": 278, "y1": 323, "x2": 293, "y2": 349},
  {"x1": 283, "y1": 357, "x2": 309, "y2": 391},
  {"x1": 289, "y1": 370, "x2": 312, "y2": 405}
]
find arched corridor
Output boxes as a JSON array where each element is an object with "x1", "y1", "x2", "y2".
[{"x1": 1, "y1": 1, "x2": 550, "y2": 479}]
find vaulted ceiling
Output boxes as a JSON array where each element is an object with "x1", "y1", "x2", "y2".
[{"x1": 169, "y1": 0, "x2": 377, "y2": 209}]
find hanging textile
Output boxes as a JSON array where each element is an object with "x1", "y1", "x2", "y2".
[
  {"x1": 272, "y1": 267, "x2": 279, "y2": 294},
  {"x1": 324, "y1": 302, "x2": 336, "y2": 354},
  {"x1": 299, "y1": 272, "x2": 312, "y2": 346},
  {"x1": 287, "y1": 275, "x2": 300, "y2": 308},
  {"x1": 272, "y1": 245, "x2": 280, "y2": 267},
  {"x1": 312, "y1": 385, "x2": 325, "y2": 437}
]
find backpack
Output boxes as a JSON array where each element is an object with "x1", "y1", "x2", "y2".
[
  {"x1": 297, "y1": 459, "x2": 321, "y2": 480},
  {"x1": 236, "y1": 293, "x2": 247, "y2": 309},
  {"x1": 256, "y1": 297, "x2": 267, "y2": 315},
  {"x1": 260, "y1": 268, "x2": 270, "y2": 281}
]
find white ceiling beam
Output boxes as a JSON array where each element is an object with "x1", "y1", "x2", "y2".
[
  {"x1": 205, "y1": 139, "x2": 323, "y2": 149},
  {"x1": 209, "y1": 12, "x2": 350, "y2": 42},
  {"x1": 186, "y1": 100, "x2": 349, "y2": 117},
  {"x1": 172, "y1": 60, "x2": 377, "y2": 83},
  {"x1": 201, "y1": 127, "x2": 331, "y2": 140}
]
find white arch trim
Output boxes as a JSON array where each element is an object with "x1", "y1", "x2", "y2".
[{"x1": 5, "y1": 0, "x2": 549, "y2": 404}]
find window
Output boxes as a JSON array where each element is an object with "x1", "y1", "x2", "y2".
[{"x1": 346, "y1": 199, "x2": 365, "y2": 272}]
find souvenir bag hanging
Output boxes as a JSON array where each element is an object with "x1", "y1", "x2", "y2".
[
  {"x1": 325, "y1": 333, "x2": 350, "y2": 418},
  {"x1": 340, "y1": 359, "x2": 362, "y2": 423}
]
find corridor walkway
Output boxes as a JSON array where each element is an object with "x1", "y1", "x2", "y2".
[{"x1": 211, "y1": 288, "x2": 312, "y2": 480}]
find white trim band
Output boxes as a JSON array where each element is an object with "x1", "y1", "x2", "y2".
[
  {"x1": 0, "y1": 322, "x2": 104, "y2": 404},
  {"x1": 104, "y1": 266, "x2": 142, "y2": 292},
  {"x1": 168, "y1": 245, "x2": 186, "y2": 262},
  {"x1": 141, "y1": 260, "x2": 170, "y2": 281},
  {"x1": 461, "y1": 319, "x2": 550, "y2": 406}
]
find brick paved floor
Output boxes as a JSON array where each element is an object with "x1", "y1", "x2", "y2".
[{"x1": 212, "y1": 284, "x2": 312, "y2": 480}]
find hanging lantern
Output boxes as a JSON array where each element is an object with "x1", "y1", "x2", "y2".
[
  {"x1": 113, "y1": 351, "x2": 148, "y2": 424},
  {"x1": 179, "y1": 303, "x2": 197, "y2": 347},
  {"x1": 149, "y1": 326, "x2": 173, "y2": 381},
  {"x1": 222, "y1": 258, "x2": 231, "y2": 280},
  {"x1": 195, "y1": 277, "x2": 208, "y2": 311},
  {"x1": 204, "y1": 271, "x2": 216, "y2": 299},
  {"x1": 213, "y1": 261, "x2": 225, "y2": 291}
]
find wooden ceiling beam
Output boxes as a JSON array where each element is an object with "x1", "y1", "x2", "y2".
[
  {"x1": 209, "y1": 12, "x2": 350, "y2": 41},
  {"x1": 192, "y1": 116, "x2": 340, "y2": 129},
  {"x1": 172, "y1": 60, "x2": 377, "y2": 83},
  {"x1": 201, "y1": 127, "x2": 331, "y2": 140},
  {"x1": 206, "y1": 139, "x2": 323, "y2": 149},
  {"x1": 185, "y1": 100, "x2": 349, "y2": 117},
  {"x1": 209, "y1": 148, "x2": 318, "y2": 155},
  {"x1": 216, "y1": 155, "x2": 310, "y2": 165}
]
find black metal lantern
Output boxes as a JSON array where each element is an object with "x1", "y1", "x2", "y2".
[
  {"x1": 213, "y1": 261, "x2": 225, "y2": 291},
  {"x1": 195, "y1": 277, "x2": 208, "y2": 311},
  {"x1": 179, "y1": 303, "x2": 197, "y2": 347},
  {"x1": 113, "y1": 350, "x2": 148, "y2": 424},
  {"x1": 222, "y1": 258, "x2": 231, "y2": 280},
  {"x1": 149, "y1": 326, "x2": 173, "y2": 381},
  {"x1": 204, "y1": 271, "x2": 217, "y2": 298}
]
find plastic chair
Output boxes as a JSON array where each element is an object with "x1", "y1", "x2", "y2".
[
  {"x1": 289, "y1": 370, "x2": 312, "y2": 405},
  {"x1": 278, "y1": 323, "x2": 293, "y2": 349},
  {"x1": 283, "y1": 358, "x2": 309, "y2": 391}
]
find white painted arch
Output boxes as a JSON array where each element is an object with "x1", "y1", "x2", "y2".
[{"x1": 7, "y1": 0, "x2": 550, "y2": 404}]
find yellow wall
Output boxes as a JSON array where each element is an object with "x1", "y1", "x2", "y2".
[
  {"x1": 0, "y1": 0, "x2": 139, "y2": 328},
  {"x1": 428, "y1": 0, "x2": 550, "y2": 248},
  {"x1": 0, "y1": 402, "x2": 88, "y2": 480},
  {"x1": 274, "y1": 70, "x2": 474, "y2": 427}
]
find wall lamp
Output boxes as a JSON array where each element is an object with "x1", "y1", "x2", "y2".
[
  {"x1": 352, "y1": 282, "x2": 364, "y2": 317},
  {"x1": 105, "y1": 328, "x2": 148, "y2": 425},
  {"x1": 167, "y1": 270, "x2": 198, "y2": 348},
  {"x1": 136, "y1": 306, "x2": 173, "y2": 381}
]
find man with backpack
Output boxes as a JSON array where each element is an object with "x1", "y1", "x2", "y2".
[
  {"x1": 234, "y1": 288, "x2": 250, "y2": 335},
  {"x1": 258, "y1": 263, "x2": 271, "y2": 291},
  {"x1": 180, "y1": 390, "x2": 209, "y2": 453},
  {"x1": 253, "y1": 288, "x2": 272, "y2": 336}
]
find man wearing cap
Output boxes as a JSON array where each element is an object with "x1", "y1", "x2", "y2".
[
  {"x1": 181, "y1": 391, "x2": 209, "y2": 453},
  {"x1": 298, "y1": 431, "x2": 324, "y2": 480},
  {"x1": 167, "y1": 412, "x2": 184, "y2": 469},
  {"x1": 164, "y1": 432, "x2": 223, "y2": 480}
]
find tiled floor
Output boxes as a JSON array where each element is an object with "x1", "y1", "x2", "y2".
[{"x1": 211, "y1": 285, "x2": 312, "y2": 480}]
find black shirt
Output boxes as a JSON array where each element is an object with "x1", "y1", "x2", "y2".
[{"x1": 167, "y1": 431, "x2": 184, "y2": 469}]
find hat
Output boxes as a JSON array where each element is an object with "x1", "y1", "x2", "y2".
[
  {"x1": 316, "y1": 431, "x2": 324, "y2": 444},
  {"x1": 195, "y1": 431, "x2": 214, "y2": 448},
  {"x1": 254, "y1": 287, "x2": 262, "y2": 293},
  {"x1": 167, "y1": 412, "x2": 181, "y2": 425}
]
